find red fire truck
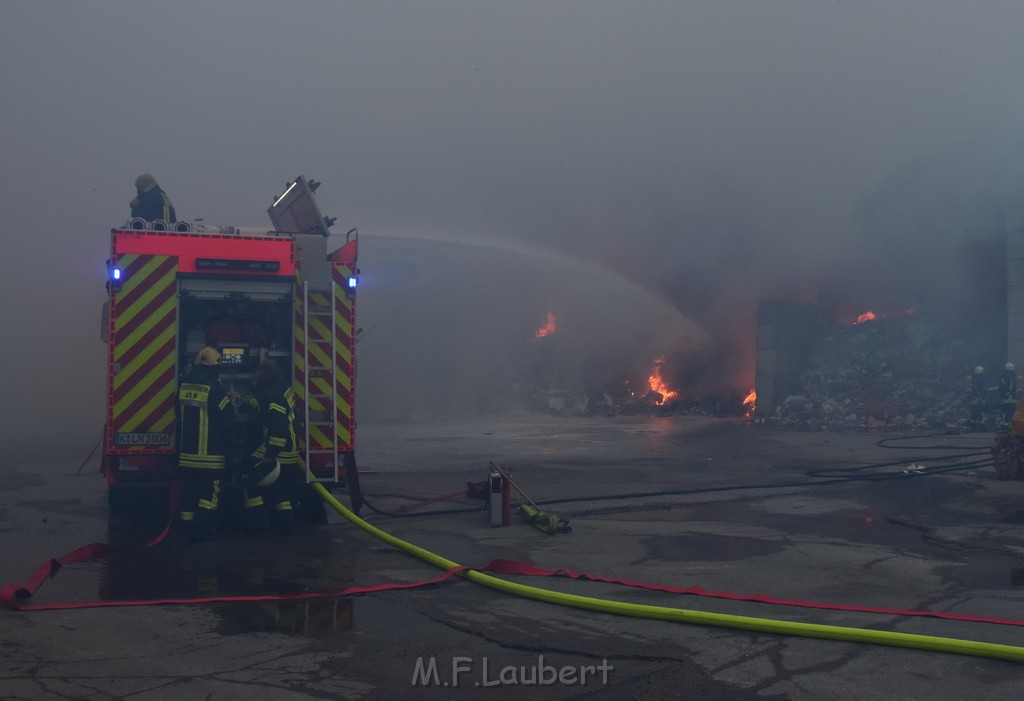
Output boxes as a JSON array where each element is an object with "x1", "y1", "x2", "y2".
[{"x1": 101, "y1": 176, "x2": 362, "y2": 525}]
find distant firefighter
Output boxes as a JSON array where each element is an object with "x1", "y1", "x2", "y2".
[
  {"x1": 999, "y1": 362, "x2": 1020, "y2": 426},
  {"x1": 130, "y1": 173, "x2": 176, "y2": 223},
  {"x1": 1000, "y1": 362, "x2": 1019, "y2": 401},
  {"x1": 971, "y1": 365, "x2": 986, "y2": 398}
]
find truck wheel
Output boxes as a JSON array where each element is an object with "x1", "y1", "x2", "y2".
[{"x1": 108, "y1": 481, "x2": 173, "y2": 528}]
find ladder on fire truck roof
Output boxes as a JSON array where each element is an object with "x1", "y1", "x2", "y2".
[{"x1": 297, "y1": 233, "x2": 341, "y2": 484}]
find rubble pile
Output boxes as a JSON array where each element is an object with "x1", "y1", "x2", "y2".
[
  {"x1": 770, "y1": 314, "x2": 983, "y2": 431},
  {"x1": 527, "y1": 388, "x2": 748, "y2": 419}
]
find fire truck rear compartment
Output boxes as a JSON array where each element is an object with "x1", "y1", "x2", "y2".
[
  {"x1": 108, "y1": 278, "x2": 294, "y2": 526},
  {"x1": 178, "y1": 277, "x2": 293, "y2": 384},
  {"x1": 179, "y1": 277, "x2": 294, "y2": 456}
]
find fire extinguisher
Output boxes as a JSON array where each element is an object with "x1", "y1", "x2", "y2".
[{"x1": 488, "y1": 468, "x2": 510, "y2": 527}]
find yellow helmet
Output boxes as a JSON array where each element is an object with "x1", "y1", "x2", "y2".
[{"x1": 195, "y1": 346, "x2": 222, "y2": 366}]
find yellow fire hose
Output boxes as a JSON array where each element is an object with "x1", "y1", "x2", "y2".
[{"x1": 313, "y1": 483, "x2": 1024, "y2": 663}]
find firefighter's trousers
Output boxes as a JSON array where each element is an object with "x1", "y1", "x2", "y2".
[
  {"x1": 242, "y1": 465, "x2": 295, "y2": 533},
  {"x1": 179, "y1": 466, "x2": 222, "y2": 539}
]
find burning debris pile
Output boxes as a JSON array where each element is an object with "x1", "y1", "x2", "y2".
[
  {"x1": 506, "y1": 304, "x2": 993, "y2": 429},
  {"x1": 769, "y1": 312, "x2": 984, "y2": 431},
  {"x1": 524, "y1": 380, "x2": 753, "y2": 419},
  {"x1": 515, "y1": 310, "x2": 754, "y2": 418}
]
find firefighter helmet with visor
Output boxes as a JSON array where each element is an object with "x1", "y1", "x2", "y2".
[{"x1": 195, "y1": 346, "x2": 222, "y2": 366}]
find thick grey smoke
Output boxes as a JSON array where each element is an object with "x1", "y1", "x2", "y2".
[{"x1": 2, "y1": 2, "x2": 1024, "y2": 443}]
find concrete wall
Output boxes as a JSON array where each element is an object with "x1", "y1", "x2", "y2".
[{"x1": 755, "y1": 300, "x2": 822, "y2": 417}]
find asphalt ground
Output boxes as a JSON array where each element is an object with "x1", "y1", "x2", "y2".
[{"x1": 2, "y1": 415, "x2": 1024, "y2": 700}]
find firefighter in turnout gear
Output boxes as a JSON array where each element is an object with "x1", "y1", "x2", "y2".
[
  {"x1": 130, "y1": 173, "x2": 176, "y2": 224},
  {"x1": 999, "y1": 362, "x2": 1020, "y2": 426},
  {"x1": 242, "y1": 358, "x2": 298, "y2": 533},
  {"x1": 176, "y1": 346, "x2": 236, "y2": 541}
]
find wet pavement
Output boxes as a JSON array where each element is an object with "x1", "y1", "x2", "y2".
[{"x1": 2, "y1": 415, "x2": 1024, "y2": 699}]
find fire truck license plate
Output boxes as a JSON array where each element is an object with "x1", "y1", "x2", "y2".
[{"x1": 114, "y1": 432, "x2": 171, "y2": 447}]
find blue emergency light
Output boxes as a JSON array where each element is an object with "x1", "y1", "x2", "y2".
[
  {"x1": 106, "y1": 263, "x2": 124, "y2": 292},
  {"x1": 347, "y1": 275, "x2": 359, "y2": 289}
]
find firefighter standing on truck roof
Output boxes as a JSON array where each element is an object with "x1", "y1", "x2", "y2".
[
  {"x1": 242, "y1": 357, "x2": 298, "y2": 534},
  {"x1": 177, "y1": 346, "x2": 236, "y2": 541},
  {"x1": 130, "y1": 173, "x2": 176, "y2": 224}
]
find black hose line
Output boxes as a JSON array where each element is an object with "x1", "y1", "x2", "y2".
[{"x1": 358, "y1": 431, "x2": 996, "y2": 519}]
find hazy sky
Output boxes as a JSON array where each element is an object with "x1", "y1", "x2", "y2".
[{"x1": 2, "y1": 1, "x2": 1023, "y2": 442}]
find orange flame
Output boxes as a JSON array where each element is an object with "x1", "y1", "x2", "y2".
[
  {"x1": 535, "y1": 311, "x2": 557, "y2": 338},
  {"x1": 852, "y1": 308, "x2": 916, "y2": 325},
  {"x1": 743, "y1": 388, "x2": 756, "y2": 417},
  {"x1": 647, "y1": 357, "x2": 678, "y2": 405}
]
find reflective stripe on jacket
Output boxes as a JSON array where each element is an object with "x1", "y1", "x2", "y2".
[
  {"x1": 131, "y1": 186, "x2": 177, "y2": 223},
  {"x1": 178, "y1": 366, "x2": 235, "y2": 469}
]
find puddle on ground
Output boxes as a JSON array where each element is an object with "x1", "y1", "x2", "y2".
[
  {"x1": 213, "y1": 594, "x2": 448, "y2": 638},
  {"x1": 215, "y1": 595, "x2": 357, "y2": 636},
  {"x1": 66, "y1": 529, "x2": 451, "y2": 639},
  {"x1": 98, "y1": 542, "x2": 334, "y2": 600},
  {"x1": 98, "y1": 542, "x2": 440, "y2": 638}
]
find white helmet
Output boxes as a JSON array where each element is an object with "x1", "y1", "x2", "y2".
[
  {"x1": 246, "y1": 459, "x2": 281, "y2": 487},
  {"x1": 1006, "y1": 362, "x2": 1015, "y2": 372},
  {"x1": 974, "y1": 366, "x2": 985, "y2": 374},
  {"x1": 258, "y1": 460, "x2": 281, "y2": 487}
]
